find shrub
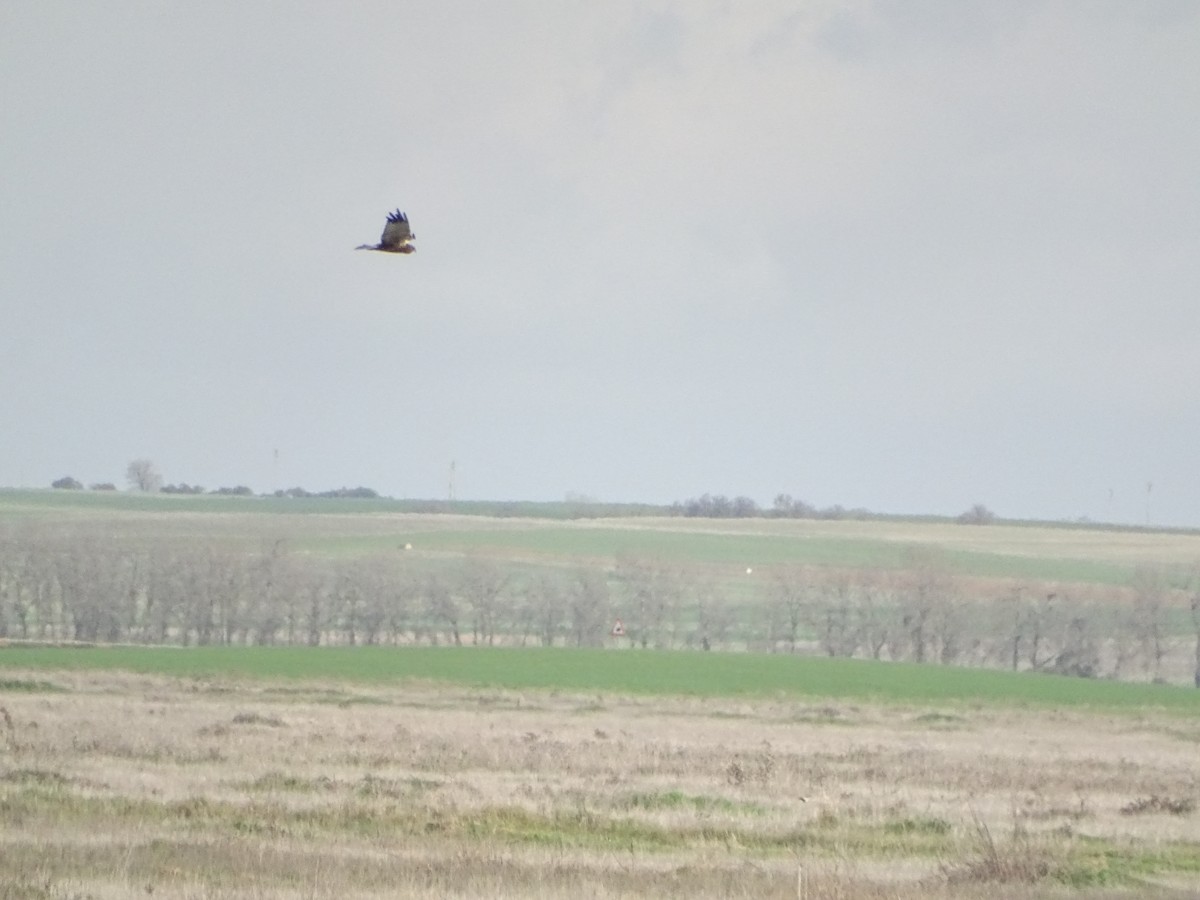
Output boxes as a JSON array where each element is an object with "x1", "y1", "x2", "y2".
[
  {"x1": 162, "y1": 483, "x2": 206, "y2": 495},
  {"x1": 943, "y1": 818, "x2": 1058, "y2": 884},
  {"x1": 957, "y1": 504, "x2": 997, "y2": 525},
  {"x1": 1120, "y1": 795, "x2": 1196, "y2": 816}
]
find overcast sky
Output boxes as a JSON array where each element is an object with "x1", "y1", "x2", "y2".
[{"x1": 2, "y1": 2, "x2": 1198, "y2": 525}]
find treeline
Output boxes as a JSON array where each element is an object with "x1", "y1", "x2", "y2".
[
  {"x1": 671, "y1": 493, "x2": 878, "y2": 520},
  {"x1": 271, "y1": 486, "x2": 380, "y2": 499},
  {"x1": 1, "y1": 524, "x2": 1198, "y2": 685},
  {"x1": 0, "y1": 526, "x2": 612, "y2": 650},
  {"x1": 51, "y1": 477, "x2": 116, "y2": 491},
  {"x1": 52, "y1": 478, "x2": 377, "y2": 500},
  {"x1": 52, "y1": 474, "x2": 992, "y2": 526},
  {"x1": 670, "y1": 493, "x2": 997, "y2": 524}
]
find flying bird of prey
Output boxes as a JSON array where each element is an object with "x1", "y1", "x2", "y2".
[{"x1": 356, "y1": 209, "x2": 416, "y2": 254}]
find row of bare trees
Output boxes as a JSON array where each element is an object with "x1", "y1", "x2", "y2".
[
  {"x1": 1, "y1": 525, "x2": 1198, "y2": 685},
  {"x1": 0, "y1": 527, "x2": 618, "y2": 650},
  {"x1": 765, "y1": 560, "x2": 1197, "y2": 683}
]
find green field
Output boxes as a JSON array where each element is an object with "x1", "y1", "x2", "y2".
[
  {"x1": 6, "y1": 487, "x2": 1200, "y2": 586},
  {"x1": 4, "y1": 645, "x2": 1198, "y2": 712},
  {"x1": 300, "y1": 525, "x2": 1144, "y2": 584},
  {"x1": 0, "y1": 487, "x2": 658, "y2": 519}
]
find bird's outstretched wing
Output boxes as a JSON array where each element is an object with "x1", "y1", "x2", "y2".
[
  {"x1": 356, "y1": 209, "x2": 416, "y2": 253},
  {"x1": 379, "y1": 209, "x2": 414, "y2": 250}
]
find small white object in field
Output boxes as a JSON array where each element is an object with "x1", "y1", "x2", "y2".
[
  {"x1": 746, "y1": 567, "x2": 753, "y2": 575},
  {"x1": 404, "y1": 543, "x2": 413, "y2": 551}
]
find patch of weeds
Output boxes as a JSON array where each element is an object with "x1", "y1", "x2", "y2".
[
  {"x1": 0, "y1": 769, "x2": 76, "y2": 788},
  {"x1": 355, "y1": 773, "x2": 442, "y2": 799},
  {"x1": 1047, "y1": 839, "x2": 1200, "y2": 887},
  {"x1": 885, "y1": 816, "x2": 952, "y2": 836},
  {"x1": 808, "y1": 813, "x2": 957, "y2": 857},
  {"x1": 460, "y1": 806, "x2": 788, "y2": 852},
  {"x1": 626, "y1": 789, "x2": 765, "y2": 816},
  {"x1": 0, "y1": 881, "x2": 58, "y2": 900},
  {"x1": 1052, "y1": 855, "x2": 1130, "y2": 888},
  {"x1": 943, "y1": 818, "x2": 1061, "y2": 885},
  {"x1": 259, "y1": 685, "x2": 385, "y2": 706},
  {"x1": 185, "y1": 680, "x2": 234, "y2": 695},
  {"x1": 260, "y1": 685, "x2": 315, "y2": 697},
  {"x1": 571, "y1": 700, "x2": 607, "y2": 714},
  {"x1": 813, "y1": 808, "x2": 839, "y2": 829},
  {"x1": 474, "y1": 691, "x2": 526, "y2": 709},
  {"x1": 1018, "y1": 796, "x2": 1092, "y2": 822},
  {"x1": 1116, "y1": 841, "x2": 1200, "y2": 875},
  {"x1": 242, "y1": 772, "x2": 337, "y2": 793},
  {"x1": 912, "y1": 711, "x2": 966, "y2": 728},
  {"x1": 0, "y1": 678, "x2": 65, "y2": 694},
  {"x1": 230, "y1": 712, "x2": 286, "y2": 727},
  {"x1": 790, "y1": 706, "x2": 852, "y2": 725},
  {"x1": 1120, "y1": 794, "x2": 1195, "y2": 816},
  {"x1": 335, "y1": 696, "x2": 389, "y2": 708},
  {"x1": 724, "y1": 746, "x2": 776, "y2": 787}
]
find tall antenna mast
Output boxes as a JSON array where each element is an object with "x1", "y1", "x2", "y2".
[{"x1": 448, "y1": 459, "x2": 457, "y2": 502}]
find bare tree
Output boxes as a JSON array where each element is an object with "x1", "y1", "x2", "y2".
[
  {"x1": 383, "y1": 563, "x2": 418, "y2": 645},
  {"x1": 855, "y1": 569, "x2": 900, "y2": 660},
  {"x1": 769, "y1": 565, "x2": 810, "y2": 653},
  {"x1": 424, "y1": 572, "x2": 462, "y2": 645},
  {"x1": 1050, "y1": 609, "x2": 1102, "y2": 678},
  {"x1": 126, "y1": 459, "x2": 163, "y2": 493},
  {"x1": 142, "y1": 546, "x2": 180, "y2": 644},
  {"x1": 1023, "y1": 590, "x2": 1062, "y2": 671},
  {"x1": 927, "y1": 587, "x2": 970, "y2": 666},
  {"x1": 460, "y1": 556, "x2": 507, "y2": 646},
  {"x1": 334, "y1": 565, "x2": 364, "y2": 645},
  {"x1": 1130, "y1": 567, "x2": 1170, "y2": 681},
  {"x1": 994, "y1": 585, "x2": 1034, "y2": 671},
  {"x1": 57, "y1": 535, "x2": 127, "y2": 642},
  {"x1": 811, "y1": 570, "x2": 860, "y2": 658},
  {"x1": 246, "y1": 539, "x2": 290, "y2": 646},
  {"x1": 525, "y1": 572, "x2": 567, "y2": 647},
  {"x1": 689, "y1": 572, "x2": 735, "y2": 650},
  {"x1": 0, "y1": 533, "x2": 28, "y2": 639},
  {"x1": 350, "y1": 558, "x2": 393, "y2": 646},
  {"x1": 956, "y1": 504, "x2": 996, "y2": 525},
  {"x1": 896, "y1": 550, "x2": 952, "y2": 663},
  {"x1": 615, "y1": 555, "x2": 683, "y2": 649},
  {"x1": 567, "y1": 568, "x2": 611, "y2": 647}
]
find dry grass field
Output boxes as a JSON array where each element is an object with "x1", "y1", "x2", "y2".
[{"x1": 2, "y1": 669, "x2": 1199, "y2": 899}]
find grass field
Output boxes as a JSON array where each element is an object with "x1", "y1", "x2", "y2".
[
  {"x1": 3, "y1": 645, "x2": 1200, "y2": 713},
  {"x1": 5, "y1": 487, "x2": 1200, "y2": 586},
  {"x1": 1, "y1": 657, "x2": 1199, "y2": 899}
]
